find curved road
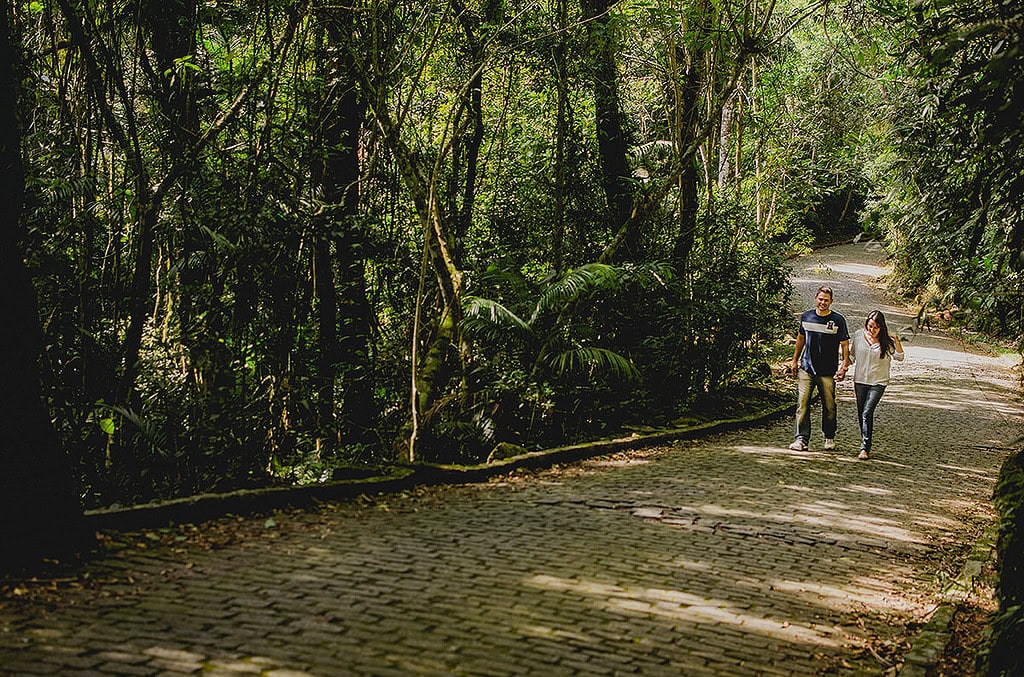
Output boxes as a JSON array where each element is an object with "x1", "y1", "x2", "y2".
[{"x1": 2, "y1": 242, "x2": 1022, "y2": 676}]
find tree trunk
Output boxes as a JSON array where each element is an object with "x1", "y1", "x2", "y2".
[
  {"x1": 312, "y1": 223, "x2": 339, "y2": 450},
  {"x1": 718, "y1": 91, "x2": 735, "y2": 191},
  {"x1": 119, "y1": 194, "x2": 158, "y2": 405},
  {"x1": 145, "y1": 0, "x2": 235, "y2": 400},
  {"x1": 364, "y1": 91, "x2": 465, "y2": 460},
  {"x1": 552, "y1": 0, "x2": 569, "y2": 273},
  {"x1": 314, "y1": 6, "x2": 377, "y2": 449},
  {"x1": 0, "y1": 10, "x2": 89, "y2": 570},
  {"x1": 449, "y1": 0, "x2": 500, "y2": 265},
  {"x1": 580, "y1": 0, "x2": 635, "y2": 258},
  {"x1": 670, "y1": 41, "x2": 704, "y2": 268},
  {"x1": 143, "y1": 0, "x2": 199, "y2": 156}
]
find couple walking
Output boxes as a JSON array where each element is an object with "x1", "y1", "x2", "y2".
[{"x1": 788, "y1": 285, "x2": 904, "y2": 459}]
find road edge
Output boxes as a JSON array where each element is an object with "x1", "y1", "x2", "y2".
[{"x1": 83, "y1": 402, "x2": 796, "y2": 533}]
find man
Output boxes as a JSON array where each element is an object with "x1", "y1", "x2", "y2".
[{"x1": 789, "y1": 285, "x2": 849, "y2": 451}]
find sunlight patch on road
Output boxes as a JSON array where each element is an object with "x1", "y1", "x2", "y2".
[
  {"x1": 766, "y1": 578, "x2": 919, "y2": 614},
  {"x1": 837, "y1": 484, "x2": 892, "y2": 496},
  {"x1": 823, "y1": 263, "x2": 890, "y2": 278},
  {"x1": 935, "y1": 464, "x2": 997, "y2": 481},
  {"x1": 690, "y1": 503, "x2": 771, "y2": 520},
  {"x1": 792, "y1": 502, "x2": 925, "y2": 544},
  {"x1": 664, "y1": 556, "x2": 713, "y2": 573},
  {"x1": 524, "y1": 574, "x2": 842, "y2": 646},
  {"x1": 902, "y1": 345, "x2": 999, "y2": 366},
  {"x1": 931, "y1": 497, "x2": 987, "y2": 513},
  {"x1": 894, "y1": 395, "x2": 974, "y2": 412},
  {"x1": 661, "y1": 498, "x2": 927, "y2": 546},
  {"x1": 729, "y1": 444, "x2": 829, "y2": 458},
  {"x1": 520, "y1": 624, "x2": 593, "y2": 642}
]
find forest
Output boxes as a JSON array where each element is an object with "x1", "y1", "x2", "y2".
[{"x1": 1, "y1": 0, "x2": 1021, "y2": 561}]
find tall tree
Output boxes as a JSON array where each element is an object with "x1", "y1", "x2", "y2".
[
  {"x1": 312, "y1": 3, "x2": 376, "y2": 449},
  {"x1": 551, "y1": 0, "x2": 570, "y2": 273},
  {"x1": 581, "y1": 0, "x2": 636, "y2": 259},
  {"x1": 0, "y1": 4, "x2": 89, "y2": 570},
  {"x1": 665, "y1": 12, "x2": 707, "y2": 267}
]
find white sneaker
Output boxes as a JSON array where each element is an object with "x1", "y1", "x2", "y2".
[
  {"x1": 823, "y1": 438, "x2": 836, "y2": 450},
  {"x1": 788, "y1": 439, "x2": 807, "y2": 451}
]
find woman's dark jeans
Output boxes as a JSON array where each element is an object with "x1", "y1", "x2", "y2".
[{"x1": 854, "y1": 382, "x2": 887, "y2": 451}]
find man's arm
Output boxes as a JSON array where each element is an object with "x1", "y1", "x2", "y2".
[
  {"x1": 791, "y1": 333, "x2": 806, "y2": 376},
  {"x1": 836, "y1": 339, "x2": 850, "y2": 380}
]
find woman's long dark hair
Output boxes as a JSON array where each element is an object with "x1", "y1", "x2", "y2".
[{"x1": 866, "y1": 310, "x2": 896, "y2": 358}]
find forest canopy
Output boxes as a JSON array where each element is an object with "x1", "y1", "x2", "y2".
[{"x1": 4, "y1": 0, "x2": 1022, "y2": 511}]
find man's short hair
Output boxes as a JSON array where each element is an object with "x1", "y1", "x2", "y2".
[{"x1": 816, "y1": 285, "x2": 834, "y2": 299}]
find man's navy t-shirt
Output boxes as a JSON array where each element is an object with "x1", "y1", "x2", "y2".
[{"x1": 798, "y1": 309, "x2": 849, "y2": 376}]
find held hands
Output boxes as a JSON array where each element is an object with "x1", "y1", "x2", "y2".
[{"x1": 836, "y1": 363, "x2": 848, "y2": 382}]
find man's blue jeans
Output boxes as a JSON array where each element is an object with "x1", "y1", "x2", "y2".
[
  {"x1": 854, "y1": 382, "x2": 887, "y2": 451},
  {"x1": 795, "y1": 369, "x2": 837, "y2": 443}
]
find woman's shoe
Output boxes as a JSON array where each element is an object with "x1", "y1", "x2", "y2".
[{"x1": 858, "y1": 449, "x2": 869, "y2": 460}]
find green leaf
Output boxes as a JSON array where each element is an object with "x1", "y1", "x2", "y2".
[{"x1": 99, "y1": 417, "x2": 115, "y2": 435}]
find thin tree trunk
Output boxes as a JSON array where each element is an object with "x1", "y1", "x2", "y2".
[
  {"x1": 718, "y1": 91, "x2": 735, "y2": 190},
  {"x1": 752, "y1": 59, "x2": 765, "y2": 228},
  {"x1": 371, "y1": 105, "x2": 465, "y2": 460},
  {"x1": 449, "y1": 0, "x2": 499, "y2": 265},
  {"x1": 552, "y1": 0, "x2": 568, "y2": 273}
]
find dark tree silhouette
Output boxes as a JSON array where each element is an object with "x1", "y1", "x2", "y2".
[{"x1": 0, "y1": 6, "x2": 90, "y2": 571}]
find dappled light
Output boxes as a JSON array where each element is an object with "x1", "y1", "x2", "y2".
[
  {"x1": 4, "y1": 238, "x2": 1022, "y2": 674},
  {"x1": 587, "y1": 457, "x2": 653, "y2": 468},
  {"x1": 2, "y1": 0, "x2": 1022, "y2": 664},
  {"x1": 766, "y1": 577, "x2": 921, "y2": 615},
  {"x1": 524, "y1": 574, "x2": 843, "y2": 647},
  {"x1": 820, "y1": 263, "x2": 890, "y2": 279},
  {"x1": 837, "y1": 484, "x2": 893, "y2": 496},
  {"x1": 936, "y1": 464, "x2": 999, "y2": 482},
  {"x1": 896, "y1": 395, "x2": 976, "y2": 412},
  {"x1": 791, "y1": 502, "x2": 925, "y2": 544}
]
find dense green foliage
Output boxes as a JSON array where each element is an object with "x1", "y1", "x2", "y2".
[
  {"x1": 981, "y1": 449, "x2": 1024, "y2": 677},
  {"x1": 863, "y1": 0, "x2": 1024, "y2": 337},
  {"x1": 6, "y1": 0, "x2": 1020, "y2": 509}
]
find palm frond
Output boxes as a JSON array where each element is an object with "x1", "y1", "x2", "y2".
[
  {"x1": 533, "y1": 263, "x2": 623, "y2": 321},
  {"x1": 543, "y1": 346, "x2": 641, "y2": 382},
  {"x1": 532, "y1": 262, "x2": 674, "y2": 322},
  {"x1": 461, "y1": 296, "x2": 532, "y2": 344}
]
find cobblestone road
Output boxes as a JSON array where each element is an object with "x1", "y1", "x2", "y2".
[{"x1": 1, "y1": 243, "x2": 1022, "y2": 676}]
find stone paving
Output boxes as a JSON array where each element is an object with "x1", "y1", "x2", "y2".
[{"x1": 1, "y1": 242, "x2": 1022, "y2": 676}]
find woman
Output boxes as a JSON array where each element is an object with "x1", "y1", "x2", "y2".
[{"x1": 847, "y1": 310, "x2": 904, "y2": 459}]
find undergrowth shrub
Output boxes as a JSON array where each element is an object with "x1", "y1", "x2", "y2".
[
  {"x1": 431, "y1": 198, "x2": 792, "y2": 465},
  {"x1": 978, "y1": 449, "x2": 1024, "y2": 677}
]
